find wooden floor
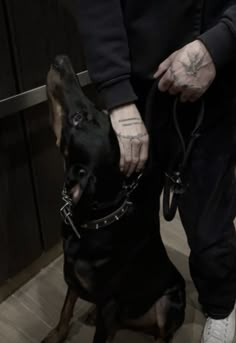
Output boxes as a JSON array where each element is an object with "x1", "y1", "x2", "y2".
[{"x1": 0, "y1": 215, "x2": 206, "y2": 343}]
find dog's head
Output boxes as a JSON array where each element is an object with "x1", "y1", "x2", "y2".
[{"x1": 47, "y1": 55, "x2": 122, "y2": 222}]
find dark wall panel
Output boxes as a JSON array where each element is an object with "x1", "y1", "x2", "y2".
[
  {"x1": 0, "y1": 115, "x2": 42, "y2": 283},
  {"x1": 0, "y1": 0, "x2": 16, "y2": 99},
  {"x1": 6, "y1": 0, "x2": 86, "y2": 91},
  {"x1": 3, "y1": 0, "x2": 88, "y2": 249},
  {"x1": 0, "y1": 0, "x2": 99, "y2": 259},
  {"x1": 0, "y1": 0, "x2": 43, "y2": 284},
  {"x1": 24, "y1": 103, "x2": 64, "y2": 249}
]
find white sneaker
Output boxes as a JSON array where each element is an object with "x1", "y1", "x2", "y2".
[{"x1": 201, "y1": 304, "x2": 236, "y2": 343}]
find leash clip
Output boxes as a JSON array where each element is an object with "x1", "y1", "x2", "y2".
[
  {"x1": 165, "y1": 171, "x2": 186, "y2": 195},
  {"x1": 123, "y1": 172, "x2": 143, "y2": 197},
  {"x1": 163, "y1": 97, "x2": 205, "y2": 221}
]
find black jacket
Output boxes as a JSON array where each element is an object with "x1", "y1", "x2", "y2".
[{"x1": 75, "y1": 0, "x2": 236, "y2": 110}]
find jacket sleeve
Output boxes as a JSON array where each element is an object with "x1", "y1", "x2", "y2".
[
  {"x1": 199, "y1": 4, "x2": 236, "y2": 70},
  {"x1": 76, "y1": 0, "x2": 137, "y2": 110}
]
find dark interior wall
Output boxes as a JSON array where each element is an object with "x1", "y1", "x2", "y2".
[
  {"x1": 0, "y1": 114, "x2": 42, "y2": 282},
  {"x1": 0, "y1": 0, "x2": 89, "y2": 283},
  {"x1": 0, "y1": 1, "x2": 16, "y2": 99},
  {"x1": 5, "y1": 0, "x2": 86, "y2": 91},
  {"x1": 3, "y1": 0, "x2": 88, "y2": 250},
  {"x1": 0, "y1": 1, "x2": 42, "y2": 283},
  {"x1": 24, "y1": 103, "x2": 64, "y2": 249}
]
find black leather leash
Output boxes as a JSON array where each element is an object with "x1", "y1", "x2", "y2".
[
  {"x1": 145, "y1": 79, "x2": 205, "y2": 222},
  {"x1": 163, "y1": 97, "x2": 205, "y2": 221}
]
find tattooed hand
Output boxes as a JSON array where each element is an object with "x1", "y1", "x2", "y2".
[
  {"x1": 154, "y1": 40, "x2": 216, "y2": 102},
  {"x1": 110, "y1": 103, "x2": 149, "y2": 176}
]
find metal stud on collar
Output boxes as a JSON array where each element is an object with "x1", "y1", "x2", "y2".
[
  {"x1": 80, "y1": 199, "x2": 133, "y2": 230},
  {"x1": 60, "y1": 171, "x2": 143, "y2": 237}
]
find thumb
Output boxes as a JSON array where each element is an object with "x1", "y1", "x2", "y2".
[
  {"x1": 153, "y1": 51, "x2": 178, "y2": 79},
  {"x1": 153, "y1": 56, "x2": 172, "y2": 79}
]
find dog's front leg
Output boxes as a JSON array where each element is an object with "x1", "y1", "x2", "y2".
[
  {"x1": 41, "y1": 287, "x2": 78, "y2": 343},
  {"x1": 93, "y1": 307, "x2": 109, "y2": 343}
]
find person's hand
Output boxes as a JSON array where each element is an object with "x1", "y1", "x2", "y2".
[
  {"x1": 154, "y1": 40, "x2": 216, "y2": 102},
  {"x1": 110, "y1": 103, "x2": 149, "y2": 177}
]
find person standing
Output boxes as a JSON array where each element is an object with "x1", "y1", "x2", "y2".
[{"x1": 74, "y1": 1, "x2": 236, "y2": 341}]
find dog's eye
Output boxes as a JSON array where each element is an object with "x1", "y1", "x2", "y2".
[{"x1": 72, "y1": 112, "x2": 83, "y2": 127}]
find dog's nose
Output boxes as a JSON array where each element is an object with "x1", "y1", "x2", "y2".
[{"x1": 52, "y1": 55, "x2": 70, "y2": 72}]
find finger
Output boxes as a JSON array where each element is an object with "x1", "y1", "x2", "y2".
[
  {"x1": 127, "y1": 138, "x2": 141, "y2": 177},
  {"x1": 122, "y1": 140, "x2": 132, "y2": 175},
  {"x1": 158, "y1": 69, "x2": 174, "y2": 92},
  {"x1": 168, "y1": 84, "x2": 181, "y2": 95},
  {"x1": 154, "y1": 50, "x2": 179, "y2": 79},
  {"x1": 154, "y1": 56, "x2": 172, "y2": 79},
  {"x1": 136, "y1": 135, "x2": 149, "y2": 172},
  {"x1": 117, "y1": 137, "x2": 125, "y2": 173}
]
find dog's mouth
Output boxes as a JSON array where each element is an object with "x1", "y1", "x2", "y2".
[
  {"x1": 65, "y1": 164, "x2": 97, "y2": 216},
  {"x1": 65, "y1": 166, "x2": 87, "y2": 204},
  {"x1": 70, "y1": 183, "x2": 81, "y2": 204}
]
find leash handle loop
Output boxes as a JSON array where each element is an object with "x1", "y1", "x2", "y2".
[{"x1": 163, "y1": 97, "x2": 205, "y2": 221}]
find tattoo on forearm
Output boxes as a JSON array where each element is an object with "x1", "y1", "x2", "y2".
[
  {"x1": 118, "y1": 118, "x2": 141, "y2": 123},
  {"x1": 181, "y1": 52, "x2": 207, "y2": 77},
  {"x1": 122, "y1": 122, "x2": 142, "y2": 127}
]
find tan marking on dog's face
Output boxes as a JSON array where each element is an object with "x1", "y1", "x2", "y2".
[
  {"x1": 47, "y1": 68, "x2": 64, "y2": 147},
  {"x1": 70, "y1": 184, "x2": 81, "y2": 204},
  {"x1": 51, "y1": 96, "x2": 64, "y2": 147}
]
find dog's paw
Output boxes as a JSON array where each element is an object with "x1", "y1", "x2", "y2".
[{"x1": 41, "y1": 327, "x2": 68, "y2": 343}]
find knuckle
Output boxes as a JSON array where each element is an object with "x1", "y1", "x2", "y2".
[
  {"x1": 130, "y1": 159, "x2": 136, "y2": 165},
  {"x1": 132, "y1": 138, "x2": 141, "y2": 145},
  {"x1": 178, "y1": 83, "x2": 188, "y2": 91}
]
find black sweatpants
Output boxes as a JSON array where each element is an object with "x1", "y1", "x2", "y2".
[{"x1": 133, "y1": 82, "x2": 236, "y2": 319}]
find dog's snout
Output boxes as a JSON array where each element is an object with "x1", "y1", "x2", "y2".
[{"x1": 51, "y1": 55, "x2": 70, "y2": 73}]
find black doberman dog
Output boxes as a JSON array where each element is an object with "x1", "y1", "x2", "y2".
[{"x1": 43, "y1": 55, "x2": 185, "y2": 343}]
